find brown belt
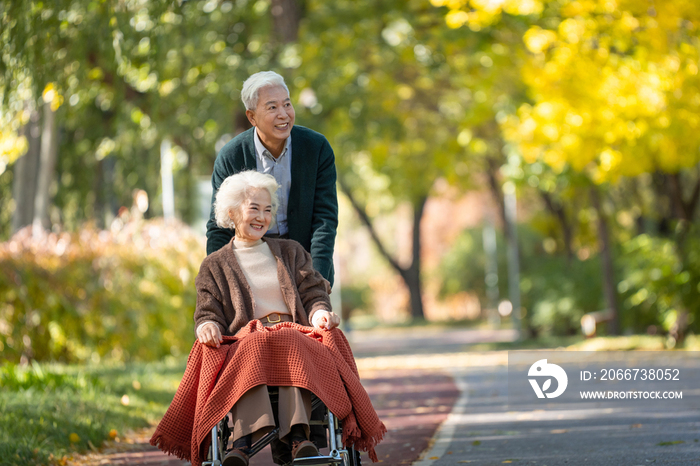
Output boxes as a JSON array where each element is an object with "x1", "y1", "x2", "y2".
[{"x1": 260, "y1": 313, "x2": 293, "y2": 327}]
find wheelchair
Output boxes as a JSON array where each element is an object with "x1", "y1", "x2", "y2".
[{"x1": 203, "y1": 387, "x2": 362, "y2": 466}]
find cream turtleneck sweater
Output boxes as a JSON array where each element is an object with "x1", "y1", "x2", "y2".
[{"x1": 231, "y1": 238, "x2": 290, "y2": 319}]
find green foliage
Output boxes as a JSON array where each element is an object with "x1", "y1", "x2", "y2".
[
  {"x1": 0, "y1": 0, "x2": 275, "y2": 235},
  {"x1": 522, "y1": 251, "x2": 603, "y2": 336},
  {"x1": 439, "y1": 226, "x2": 604, "y2": 336},
  {"x1": 0, "y1": 358, "x2": 185, "y2": 466},
  {"x1": 339, "y1": 283, "x2": 372, "y2": 317},
  {"x1": 438, "y1": 227, "x2": 507, "y2": 300},
  {"x1": 618, "y1": 231, "x2": 700, "y2": 334},
  {"x1": 0, "y1": 219, "x2": 204, "y2": 363},
  {"x1": 297, "y1": 0, "x2": 528, "y2": 206},
  {"x1": 440, "y1": 222, "x2": 700, "y2": 337}
]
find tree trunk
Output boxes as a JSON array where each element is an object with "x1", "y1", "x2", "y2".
[
  {"x1": 486, "y1": 156, "x2": 508, "y2": 233},
  {"x1": 270, "y1": 0, "x2": 302, "y2": 43},
  {"x1": 338, "y1": 177, "x2": 426, "y2": 320},
  {"x1": 94, "y1": 159, "x2": 105, "y2": 228},
  {"x1": 32, "y1": 101, "x2": 59, "y2": 236},
  {"x1": 652, "y1": 172, "x2": 674, "y2": 236},
  {"x1": 102, "y1": 156, "x2": 118, "y2": 226},
  {"x1": 404, "y1": 196, "x2": 427, "y2": 320},
  {"x1": 11, "y1": 109, "x2": 41, "y2": 233},
  {"x1": 666, "y1": 172, "x2": 700, "y2": 222},
  {"x1": 504, "y1": 185, "x2": 522, "y2": 338},
  {"x1": 590, "y1": 186, "x2": 620, "y2": 335},
  {"x1": 540, "y1": 190, "x2": 574, "y2": 262},
  {"x1": 183, "y1": 141, "x2": 194, "y2": 224}
]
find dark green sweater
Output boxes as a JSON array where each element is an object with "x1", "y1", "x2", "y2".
[{"x1": 205, "y1": 125, "x2": 338, "y2": 286}]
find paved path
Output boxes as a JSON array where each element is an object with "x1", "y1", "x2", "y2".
[
  {"x1": 348, "y1": 328, "x2": 517, "y2": 359},
  {"x1": 415, "y1": 366, "x2": 700, "y2": 466}
]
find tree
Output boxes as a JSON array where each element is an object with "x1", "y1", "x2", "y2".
[
  {"x1": 288, "y1": 0, "x2": 532, "y2": 319},
  {"x1": 0, "y1": 0, "x2": 281, "y2": 236},
  {"x1": 439, "y1": 0, "x2": 700, "y2": 335}
]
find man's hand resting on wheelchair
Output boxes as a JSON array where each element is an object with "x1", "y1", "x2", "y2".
[{"x1": 311, "y1": 310, "x2": 340, "y2": 330}]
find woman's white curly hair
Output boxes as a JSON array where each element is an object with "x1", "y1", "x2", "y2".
[{"x1": 214, "y1": 170, "x2": 280, "y2": 230}]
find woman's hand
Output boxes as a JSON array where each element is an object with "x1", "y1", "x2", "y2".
[
  {"x1": 197, "y1": 322, "x2": 223, "y2": 348},
  {"x1": 312, "y1": 310, "x2": 341, "y2": 330}
]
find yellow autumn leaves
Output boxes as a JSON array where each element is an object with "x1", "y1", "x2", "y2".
[
  {"x1": 431, "y1": 0, "x2": 544, "y2": 30},
  {"x1": 437, "y1": 0, "x2": 700, "y2": 184}
]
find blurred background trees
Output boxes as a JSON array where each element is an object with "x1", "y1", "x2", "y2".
[{"x1": 1, "y1": 0, "x2": 699, "y2": 363}]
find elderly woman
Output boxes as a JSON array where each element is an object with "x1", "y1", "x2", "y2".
[{"x1": 194, "y1": 170, "x2": 340, "y2": 466}]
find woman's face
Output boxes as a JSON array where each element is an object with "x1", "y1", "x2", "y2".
[{"x1": 230, "y1": 188, "x2": 272, "y2": 242}]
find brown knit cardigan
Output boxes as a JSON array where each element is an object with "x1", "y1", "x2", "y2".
[{"x1": 194, "y1": 237, "x2": 331, "y2": 335}]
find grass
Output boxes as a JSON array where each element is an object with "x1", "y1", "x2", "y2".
[{"x1": 0, "y1": 357, "x2": 186, "y2": 466}]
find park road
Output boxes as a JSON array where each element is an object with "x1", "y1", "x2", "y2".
[{"x1": 412, "y1": 361, "x2": 700, "y2": 465}]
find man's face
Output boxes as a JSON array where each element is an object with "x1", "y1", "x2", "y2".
[{"x1": 246, "y1": 85, "x2": 295, "y2": 155}]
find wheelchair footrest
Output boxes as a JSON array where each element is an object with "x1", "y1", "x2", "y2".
[{"x1": 292, "y1": 455, "x2": 343, "y2": 465}]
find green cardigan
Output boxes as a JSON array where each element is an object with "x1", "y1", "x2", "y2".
[{"x1": 205, "y1": 125, "x2": 338, "y2": 286}]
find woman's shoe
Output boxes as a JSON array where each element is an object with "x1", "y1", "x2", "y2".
[
  {"x1": 291, "y1": 439, "x2": 319, "y2": 459},
  {"x1": 222, "y1": 448, "x2": 249, "y2": 466}
]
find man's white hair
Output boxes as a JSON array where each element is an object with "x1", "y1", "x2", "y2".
[
  {"x1": 240, "y1": 71, "x2": 289, "y2": 110},
  {"x1": 214, "y1": 170, "x2": 280, "y2": 229}
]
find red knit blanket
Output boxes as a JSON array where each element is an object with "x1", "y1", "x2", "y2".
[{"x1": 150, "y1": 321, "x2": 386, "y2": 465}]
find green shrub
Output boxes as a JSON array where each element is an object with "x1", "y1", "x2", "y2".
[
  {"x1": 617, "y1": 232, "x2": 700, "y2": 335},
  {"x1": 438, "y1": 224, "x2": 700, "y2": 338},
  {"x1": 438, "y1": 225, "x2": 604, "y2": 336},
  {"x1": 0, "y1": 219, "x2": 205, "y2": 363},
  {"x1": 521, "y1": 253, "x2": 603, "y2": 336}
]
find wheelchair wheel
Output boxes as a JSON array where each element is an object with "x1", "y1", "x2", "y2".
[
  {"x1": 204, "y1": 417, "x2": 230, "y2": 466},
  {"x1": 343, "y1": 445, "x2": 362, "y2": 466}
]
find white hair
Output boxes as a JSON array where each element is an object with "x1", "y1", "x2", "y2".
[
  {"x1": 240, "y1": 71, "x2": 289, "y2": 110},
  {"x1": 214, "y1": 170, "x2": 280, "y2": 229}
]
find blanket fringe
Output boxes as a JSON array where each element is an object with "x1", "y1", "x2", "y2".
[
  {"x1": 340, "y1": 417, "x2": 387, "y2": 463},
  {"x1": 356, "y1": 423, "x2": 387, "y2": 463},
  {"x1": 150, "y1": 434, "x2": 191, "y2": 462}
]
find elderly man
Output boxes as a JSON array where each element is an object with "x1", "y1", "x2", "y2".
[{"x1": 206, "y1": 71, "x2": 338, "y2": 286}]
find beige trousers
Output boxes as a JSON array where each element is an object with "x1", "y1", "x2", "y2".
[{"x1": 230, "y1": 385, "x2": 312, "y2": 444}]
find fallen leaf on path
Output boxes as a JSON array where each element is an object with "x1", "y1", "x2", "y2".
[{"x1": 657, "y1": 440, "x2": 684, "y2": 446}]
